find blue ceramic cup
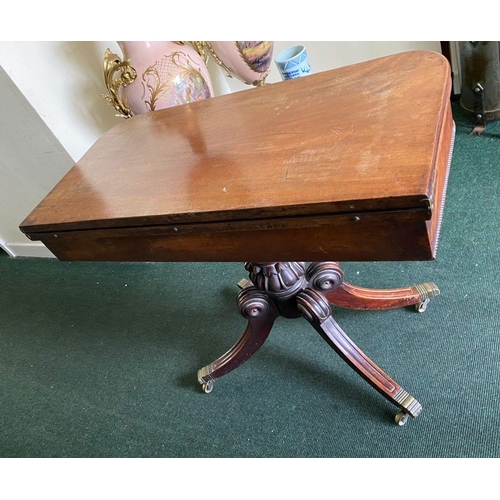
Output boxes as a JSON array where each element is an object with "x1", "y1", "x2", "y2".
[{"x1": 274, "y1": 45, "x2": 312, "y2": 80}]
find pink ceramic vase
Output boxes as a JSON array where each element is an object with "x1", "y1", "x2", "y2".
[
  {"x1": 207, "y1": 41, "x2": 274, "y2": 86},
  {"x1": 116, "y1": 41, "x2": 214, "y2": 116}
]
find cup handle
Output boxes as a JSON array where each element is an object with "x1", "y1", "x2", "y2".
[{"x1": 102, "y1": 48, "x2": 137, "y2": 119}]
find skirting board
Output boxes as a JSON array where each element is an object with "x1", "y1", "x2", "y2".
[{"x1": 1, "y1": 241, "x2": 55, "y2": 258}]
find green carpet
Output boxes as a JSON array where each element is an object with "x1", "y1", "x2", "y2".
[{"x1": 1, "y1": 103, "x2": 499, "y2": 458}]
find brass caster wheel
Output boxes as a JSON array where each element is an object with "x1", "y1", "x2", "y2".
[
  {"x1": 202, "y1": 380, "x2": 214, "y2": 394},
  {"x1": 415, "y1": 298, "x2": 430, "y2": 313},
  {"x1": 395, "y1": 411, "x2": 410, "y2": 426}
]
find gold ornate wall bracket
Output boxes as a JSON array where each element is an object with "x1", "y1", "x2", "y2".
[{"x1": 102, "y1": 48, "x2": 137, "y2": 119}]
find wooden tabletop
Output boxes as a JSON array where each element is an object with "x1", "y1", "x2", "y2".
[{"x1": 21, "y1": 51, "x2": 451, "y2": 235}]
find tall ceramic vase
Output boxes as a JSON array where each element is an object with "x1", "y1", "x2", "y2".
[
  {"x1": 103, "y1": 41, "x2": 214, "y2": 118},
  {"x1": 199, "y1": 41, "x2": 274, "y2": 86}
]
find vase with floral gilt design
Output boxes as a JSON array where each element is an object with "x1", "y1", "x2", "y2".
[
  {"x1": 102, "y1": 41, "x2": 214, "y2": 118},
  {"x1": 200, "y1": 41, "x2": 274, "y2": 86}
]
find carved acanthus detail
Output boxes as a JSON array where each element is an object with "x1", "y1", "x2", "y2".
[{"x1": 245, "y1": 262, "x2": 306, "y2": 299}]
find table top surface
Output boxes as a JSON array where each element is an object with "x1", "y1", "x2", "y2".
[{"x1": 21, "y1": 50, "x2": 451, "y2": 235}]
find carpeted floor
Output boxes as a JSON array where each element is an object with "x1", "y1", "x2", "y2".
[{"x1": 1, "y1": 103, "x2": 499, "y2": 458}]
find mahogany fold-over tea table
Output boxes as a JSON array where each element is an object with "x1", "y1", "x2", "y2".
[{"x1": 21, "y1": 51, "x2": 455, "y2": 426}]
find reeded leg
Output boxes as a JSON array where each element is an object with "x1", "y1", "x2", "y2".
[
  {"x1": 197, "y1": 286, "x2": 279, "y2": 393},
  {"x1": 220, "y1": 261, "x2": 427, "y2": 425},
  {"x1": 297, "y1": 287, "x2": 422, "y2": 425},
  {"x1": 325, "y1": 280, "x2": 440, "y2": 312}
]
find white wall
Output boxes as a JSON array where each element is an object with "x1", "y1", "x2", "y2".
[
  {"x1": 0, "y1": 42, "x2": 123, "y2": 163},
  {"x1": 0, "y1": 41, "x2": 442, "y2": 257},
  {"x1": 0, "y1": 66, "x2": 75, "y2": 257}
]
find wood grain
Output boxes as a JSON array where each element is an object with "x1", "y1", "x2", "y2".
[{"x1": 20, "y1": 50, "x2": 453, "y2": 263}]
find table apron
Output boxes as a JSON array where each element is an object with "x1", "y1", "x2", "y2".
[{"x1": 28, "y1": 209, "x2": 435, "y2": 262}]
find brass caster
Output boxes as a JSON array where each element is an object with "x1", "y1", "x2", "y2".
[
  {"x1": 202, "y1": 380, "x2": 214, "y2": 394},
  {"x1": 415, "y1": 298, "x2": 430, "y2": 313},
  {"x1": 395, "y1": 411, "x2": 410, "y2": 426},
  {"x1": 237, "y1": 278, "x2": 253, "y2": 289}
]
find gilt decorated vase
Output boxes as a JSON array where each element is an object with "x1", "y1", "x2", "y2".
[
  {"x1": 114, "y1": 41, "x2": 214, "y2": 116},
  {"x1": 207, "y1": 41, "x2": 274, "y2": 86}
]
